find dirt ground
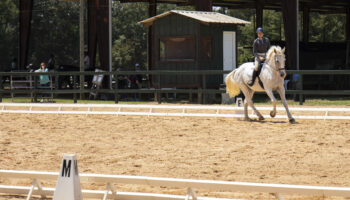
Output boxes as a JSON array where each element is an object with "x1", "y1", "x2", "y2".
[{"x1": 0, "y1": 108, "x2": 350, "y2": 200}]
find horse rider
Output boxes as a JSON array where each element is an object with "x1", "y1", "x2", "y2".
[{"x1": 248, "y1": 27, "x2": 270, "y2": 86}]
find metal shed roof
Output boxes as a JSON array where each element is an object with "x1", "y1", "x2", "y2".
[{"x1": 139, "y1": 10, "x2": 250, "y2": 27}]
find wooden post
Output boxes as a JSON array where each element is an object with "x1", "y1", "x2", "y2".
[
  {"x1": 202, "y1": 75, "x2": 206, "y2": 104},
  {"x1": 88, "y1": 0, "x2": 97, "y2": 69},
  {"x1": 94, "y1": 0, "x2": 111, "y2": 90},
  {"x1": 194, "y1": 0, "x2": 212, "y2": 11},
  {"x1": 80, "y1": 0, "x2": 85, "y2": 99},
  {"x1": 197, "y1": 23, "x2": 202, "y2": 104},
  {"x1": 346, "y1": 41, "x2": 349, "y2": 69},
  {"x1": 302, "y1": 5, "x2": 309, "y2": 43},
  {"x1": 74, "y1": 75, "x2": 77, "y2": 103},
  {"x1": 157, "y1": 72, "x2": 161, "y2": 104},
  {"x1": 0, "y1": 75, "x2": 2, "y2": 103},
  {"x1": 34, "y1": 75, "x2": 38, "y2": 103},
  {"x1": 346, "y1": 8, "x2": 350, "y2": 68},
  {"x1": 19, "y1": 0, "x2": 33, "y2": 70},
  {"x1": 114, "y1": 72, "x2": 119, "y2": 104},
  {"x1": 346, "y1": 7, "x2": 350, "y2": 42},
  {"x1": 282, "y1": 0, "x2": 299, "y2": 70},
  {"x1": 256, "y1": 0, "x2": 263, "y2": 30},
  {"x1": 282, "y1": 0, "x2": 302, "y2": 103},
  {"x1": 148, "y1": 0, "x2": 156, "y2": 72}
]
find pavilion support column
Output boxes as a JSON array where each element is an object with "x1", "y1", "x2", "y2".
[
  {"x1": 346, "y1": 7, "x2": 350, "y2": 68},
  {"x1": 255, "y1": 0, "x2": 263, "y2": 30},
  {"x1": 19, "y1": 0, "x2": 33, "y2": 70},
  {"x1": 88, "y1": 0, "x2": 98, "y2": 69},
  {"x1": 96, "y1": 0, "x2": 110, "y2": 72},
  {"x1": 194, "y1": 0, "x2": 212, "y2": 11},
  {"x1": 345, "y1": 7, "x2": 350, "y2": 41},
  {"x1": 79, "y1": 0, "x2": 85, "y2": 99},
  {"x1": 302, "y1": 5, "x2": 309, "y2": 43},
  {"x1": 148, "y1": 0, "x2": 156, "y2": 71},
  {"x1": 283, "y1": 0, "x2": 302, "y2": 103},
  {"x1": 282, "y1": 0, "x2": 299, "y2": 70}
]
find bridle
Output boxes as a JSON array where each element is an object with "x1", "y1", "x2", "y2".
[{"x1": 274, "y1": 55, "x2": 286, "y2": 72}]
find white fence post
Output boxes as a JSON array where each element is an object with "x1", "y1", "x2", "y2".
[
  {"x1": 26, "y1": 178, "x2": 45, "y2": 200},
  {"x1": 103, "y1": 183, "x2": 117, "y2": 200},
  {"x1": 185, "y1": 187, "x2": 197, "y2": 200}
]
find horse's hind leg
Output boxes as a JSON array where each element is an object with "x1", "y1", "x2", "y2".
[
  {"x1": 241, "y1": 86, "x2": 264, "y2": 121},
  {"x1": 240, "y1": 88, "x2": 251, "y2": 121}
]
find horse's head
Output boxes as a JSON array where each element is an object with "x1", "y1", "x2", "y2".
[{"x1": 266, "y1": 46, "x2": 286, "y2": 79}]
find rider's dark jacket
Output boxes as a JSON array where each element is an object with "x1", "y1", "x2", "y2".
[{"x1": 253, "y1": 37, "x2": 270, "y2": 58}]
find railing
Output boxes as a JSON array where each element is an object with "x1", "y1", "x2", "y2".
[
  {"x1": 0, "y1": 70, "x2": 349, "y2": 105},
  {"x1": 1, "y1": 103, "x2": 350, "y2": 120},
  {"x1": 1, "y1": 169, "x2": 350, "y2": 200}
]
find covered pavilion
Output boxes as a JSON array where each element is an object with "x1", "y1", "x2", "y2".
[{"x1": 18, "y1": 0, "x2": 350, "y2": 72}]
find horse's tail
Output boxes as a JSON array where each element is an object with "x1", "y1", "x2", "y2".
[{"x1": 225, "y1": 69, "x2": 241, "y2": 98}]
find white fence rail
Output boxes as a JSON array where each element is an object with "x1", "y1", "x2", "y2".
[
  {"x1": 1, "y1": 103, "x2": 350, "y2": 120},
  {"x1": 1, "y1": 170, "x2": 350, "y2": 200}
]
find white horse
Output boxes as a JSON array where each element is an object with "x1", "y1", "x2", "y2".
[{"x1": 225, "y1": 46, "x2": 295, "y2": 123}]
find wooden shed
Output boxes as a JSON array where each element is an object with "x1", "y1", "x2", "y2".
[{"x1": 140, "y1": 10, "x2": 249, "y2": 89}]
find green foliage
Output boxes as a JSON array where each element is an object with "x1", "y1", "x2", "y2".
[
  {"x1": 28, "y1": 0, "x2": 80, "y2": 66},
  {"x1": 309, "y1": 12, "x2": 346, "y2": 42},
  {"x1": 0, "y1": 0, "x2": 18, "y2": 70},
  {"x1": 111, "y1": 2, "x2": 148, "y2": 70},
  {"x1": 263, "y1": 10, "x2": 284, "y2": 41}
]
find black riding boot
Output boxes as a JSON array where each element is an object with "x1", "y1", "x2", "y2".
[{"x1": 248, "y1": 70, "x2": 258, "y2": 86}]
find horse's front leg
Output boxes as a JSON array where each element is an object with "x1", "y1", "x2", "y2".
[
  {"x1": 264, "y1": 88, "x2": 277, "y2": 118},
  {"x1": 243, "y1": 99, "x2": 250, "y2": 121},
  {"x1": 277, "y1": 87, "x2": 295, "y2": 123}
]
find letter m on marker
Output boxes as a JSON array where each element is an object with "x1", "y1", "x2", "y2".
[{"x1": 61, "y1": 159, "x2": 72, "y2": 177}]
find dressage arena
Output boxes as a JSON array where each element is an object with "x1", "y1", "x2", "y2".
[{"x1": 0, "y1": 103, "x2": 350, "y2": 199}]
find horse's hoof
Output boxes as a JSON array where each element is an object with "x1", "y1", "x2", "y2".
[
  {"x1": 258, "y1": 116, "x2": 265, "y2": 121},
  {"x1": 289, "y1": 118, "x2": 296, "y2": 124},
  {"x1": 244, "y1": 117, "x2": 252, "y2": 122},
  {"x1": 270, "y1": 111, "x2": 276, "y2": 118}
]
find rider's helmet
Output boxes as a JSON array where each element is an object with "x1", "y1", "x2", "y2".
[{"x1": 256, "y1": 27, "x2": 264, "y2": 33}]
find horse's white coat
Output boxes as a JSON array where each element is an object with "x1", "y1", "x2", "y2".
[{"x1": 225, "y1": 46, "x2": 295, "y2": 123}]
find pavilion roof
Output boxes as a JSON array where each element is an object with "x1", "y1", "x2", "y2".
[{"x1": 121, "y1": 0, "x2": 350, "y2": 13}]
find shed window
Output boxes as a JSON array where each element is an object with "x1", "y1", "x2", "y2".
[{"x1": 159, "y1": 37, "x2": 195, "y2": 61}]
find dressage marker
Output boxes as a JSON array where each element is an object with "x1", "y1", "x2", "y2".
[
  {"x1": 53, "y1": 154, "x2": 82, "y2": 200},
  {"x1": 0, "y1": 103, "x2": 350, "y2": 120}
]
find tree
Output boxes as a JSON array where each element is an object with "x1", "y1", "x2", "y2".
[
  {"x1": 0, "y1": 0, "x2": 18, "y2": 71},
  {"x1": 28, "y1": 0, "x2": 80, "y2": 67},
  {"x1": 111, "y1": 2, "x2": 148, "y2": 71}
]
